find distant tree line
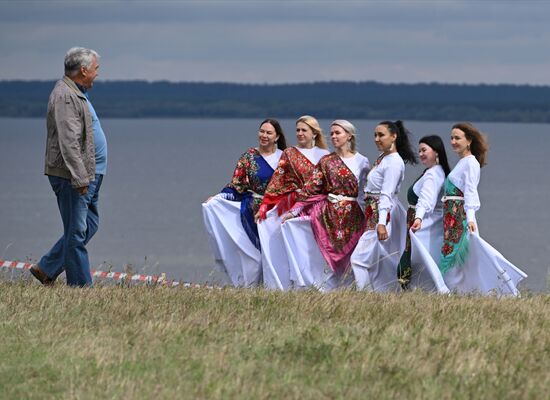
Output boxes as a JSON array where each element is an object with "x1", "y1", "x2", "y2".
[{"x1": 1, "y1": 80, "x2": 549, "y2": 122}]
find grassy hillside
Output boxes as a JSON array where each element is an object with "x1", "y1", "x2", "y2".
[{"x1": 1, "y1": 282, "x2": 548, "y2": 399}]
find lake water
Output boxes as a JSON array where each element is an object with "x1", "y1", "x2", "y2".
[{"x1": 1, "y1": 118, "x2": 549, "y2": 291}]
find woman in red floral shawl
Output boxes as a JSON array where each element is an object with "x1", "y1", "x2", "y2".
[
  {"x1": 257, "y1": 116, "x2": 329, "y2": 290},
  {"x1": 281, "y1": 120, "x2": 370, "y2": 290},
  {"x1": 258, "y1": 116, "x2": 329, "y2": 220}
]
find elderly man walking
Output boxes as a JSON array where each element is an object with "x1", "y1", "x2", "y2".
[{"x1": 30, "y1": 47, "x2": 107, "y2": 287}]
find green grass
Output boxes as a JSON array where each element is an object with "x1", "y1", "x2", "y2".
[{"x1": 0, "y1": 281, "x2": 549, "y2": 399}]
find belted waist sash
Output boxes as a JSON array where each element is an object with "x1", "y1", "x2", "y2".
[
  {"x1": 441, "y1": 195, "x2": 464, "y2": 202},
  {"x1": 328, "y1": 193, "x2": 357, "y2": 203}
]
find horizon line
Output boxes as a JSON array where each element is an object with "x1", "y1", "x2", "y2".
[{"x1": 1, "y1": 79, "x2": 549, "y2": 88}]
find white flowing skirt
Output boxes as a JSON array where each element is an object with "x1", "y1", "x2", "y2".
[
  {"x1": 410, "y1": 226, "x2": 527, "y2": 296},
  {"x1": 257, "y1": 206, "x2": 291, "y2": 290},
  {"x1": 442, "y1": 232, "x2": 527, "y2": 296},
  {"x1": 280, "y1": 216, "x2": 354, "y2": 291},
  {"x1": 350, "y1": 200, "x2": 407, "y2": 292},
  {"x1": 202, "y1": 197, "x2": 262, "y2": 287},
  {"x1": 408, "y1": 209, "x2": 449, "y2": 293}
]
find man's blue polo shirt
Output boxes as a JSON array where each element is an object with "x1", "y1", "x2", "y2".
[{"x1": 77, "y1": 83, "x2": 107, "y2": 175}]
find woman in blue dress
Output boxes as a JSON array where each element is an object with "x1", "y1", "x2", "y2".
[{"x1": 202, "y1": 119, "x2": 287, "y2": 287}]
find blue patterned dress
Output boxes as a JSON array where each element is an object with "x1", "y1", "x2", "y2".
[{"x1": 221, "y1": 148, "x2": 278, "y2": 250}]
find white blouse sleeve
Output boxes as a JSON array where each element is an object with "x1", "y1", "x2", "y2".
[
  {"x1": 464, "y1": 159, "x2": 481, "y2": 223},
  {"x1": 415, "y1": 167, "x2": 444, "y2": 221},
  {"x1": 378, "y1": 161, "x2": 402, "y2": 225}
]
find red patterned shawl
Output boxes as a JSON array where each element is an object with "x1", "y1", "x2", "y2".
[
  {"x1": 291, "y1": 153, "x2": 366, "y2": 275},
  {"x1": 258, "y1": 147, "x2": 316, "y2": 220}
]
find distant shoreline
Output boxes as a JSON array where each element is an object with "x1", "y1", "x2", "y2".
[{"x1": 2, "y1": 80, "x2": 550, "y2": 123}]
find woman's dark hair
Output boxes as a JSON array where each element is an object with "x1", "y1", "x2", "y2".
[
  {"x1": 452, "y1": 122, "x2": 488, "y2": 167},
  {"x1": 378, "y1": 120, "x2": 417, "y2": 164},
  {"x1": 260, "y1": 118, "x2": 287, "y2": 150},
  {"x1": 419, "y1": 135, "x2": 451, "y2": 176}
]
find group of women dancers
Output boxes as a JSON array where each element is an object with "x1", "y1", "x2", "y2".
[{"x1": 202, "y1": 116, "x2": 527, "y2": 295}]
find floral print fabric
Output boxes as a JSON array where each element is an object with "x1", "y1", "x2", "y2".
[
  {"x1": 397, "y1": 176, "x2": 422, "y2": 289},
  {"x1": 293, "y1": 153, "x2": 365, "y2": 275},
  {"x1": 439, "y1": 178, "x2": 469, "y2": 274},
  {"x1": 259, "y1": 147, "x2": 315, "y2": 219},
  {"x1": 222, "y1": 148, "x2": 276, "y2": 249},
  {"x1": 363, "y1": 195, "x2": 391, "y2": 231}
]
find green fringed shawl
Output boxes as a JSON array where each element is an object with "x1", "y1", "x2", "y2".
[{"x1": 439, "y1": 178, "x2": 469, "y2": 274}]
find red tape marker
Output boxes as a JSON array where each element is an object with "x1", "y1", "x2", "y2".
[{"x1": 0, "y1": 259, "x2": 221, "y2": 289}]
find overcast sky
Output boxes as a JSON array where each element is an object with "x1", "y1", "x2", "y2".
[{"x1": 1, "y1": 0, "x2": 549, "y2": 85}]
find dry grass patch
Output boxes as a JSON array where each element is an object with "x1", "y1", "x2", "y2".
[{"x1": 0, "y1": 282, "x2": 548, "y2": 399}]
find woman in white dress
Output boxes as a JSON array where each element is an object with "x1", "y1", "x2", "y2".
[
  {"x1": 435, "y1": 122, "x2": 527, "y2": 295},
  {"x1": 351, "y1": 120, "x2": 417, "y2": 291},
  {"x1": 281, "y1": 120, "x2": 370, "y2": 290},
  {"x1": 397, "y1": 135, "x2": 451, "y2": 292},
  {"x1": 257, "y1": 116, "x2": 329, "y2": 290},
  {"x1": 202, "y1": 119, "x2": 286, "y2": 287}
]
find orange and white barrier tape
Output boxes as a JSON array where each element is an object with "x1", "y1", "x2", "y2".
[
  {"x1": 0, "y1": 259, "x2": 220, "y2": 289},
  {"x1": 0, "y1": 260, "x2": 34, "y2": 271}
]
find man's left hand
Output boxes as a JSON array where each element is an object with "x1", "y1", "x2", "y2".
[{"x1": 75, "y1": 186, "x2": 88, "y2": 195}]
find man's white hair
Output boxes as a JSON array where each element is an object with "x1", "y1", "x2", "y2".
[{"x1": 64, "y1": 47, "x2": 99, "y2": 77}]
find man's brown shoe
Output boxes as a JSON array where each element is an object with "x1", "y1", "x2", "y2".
[{"x1": 29, "y1": 265, "x2": 54, "y2": 286}]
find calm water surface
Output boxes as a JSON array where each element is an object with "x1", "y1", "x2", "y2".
[{"x1": 1, "y1": 118, "x2": 548, "y2": 291}]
